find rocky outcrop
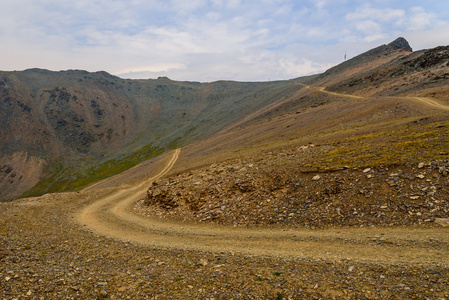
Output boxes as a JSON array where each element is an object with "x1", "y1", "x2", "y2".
[
  {"x1": 311, "y1": 38, "x2": 415, "y2": 88},
  {"x1": 0, "y1": 152, "x2": 46, "y2": 201},
  {"x1": 139, "y1": 148, "x2": 449, "y2": 228},
  {"x1": 388, "y1": 37, "x2": 413, "y2": 52}
]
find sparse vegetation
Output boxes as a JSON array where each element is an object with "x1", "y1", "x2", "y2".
[
  {"x1": 2, "y1": 39, "x2": 449, "y2": 299},
  {"x1": 20, "y1": 143, "x2": 165, "y2": 197},
  {"x1": 312, "y1": 121, "x2": 449, "y2": 170}
]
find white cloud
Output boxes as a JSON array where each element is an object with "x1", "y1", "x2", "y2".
[
  {"x1": 355, "y1": 20, "x2": 382, "y2": 35},
  {"x1": 406, "y1": 6, "x2": 434, "y2": 31},
  {"x1": 0, "y1": 1, "x2": 448, "y2": 82},
  {"x1": 118, "y1": 63, "x2": 186, "y2": 75},
  {"x1": 306, "y1": 27, "x2": 328, "y2": 39},
  {"x1": 315, "y1": 1, "x2": 327, "y2": 9},
  {"x1": 169, "y1": 0, "x2": 207, "y2": 12},
  {"x1": 402, "y1": 24, "x2": 449, "y2": 50},
  {"x1": 226, "y1": 0, "x2": 242, "y2": 9},
  {"x1": 346, "y1": 5, "x2": 405, "y2": 22}
]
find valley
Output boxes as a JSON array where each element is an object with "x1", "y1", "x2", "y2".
[{"x1": 1, "y1": 38, "x2": 449, "y2": 298}]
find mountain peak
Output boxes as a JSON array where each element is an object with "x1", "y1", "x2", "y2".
[{"x1": 388, "y1": 37, "x2": 412, "y2": 52}]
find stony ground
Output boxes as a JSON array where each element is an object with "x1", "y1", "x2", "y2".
[
  {"x1": 1, "y1": 147, "x2": 449, "y2": 299},
  {"x1": 138, "y1": 146, "x2": 449, "y2": 229},
  {"x1": 1, "y1": 194, "x2": 449, "y2": 300}
]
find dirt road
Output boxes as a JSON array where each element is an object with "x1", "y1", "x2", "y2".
[
  {"x1": 3, "y1": 149, "x2": 449, "y2": 298},
  {"x1": 313, "y1": 85, "x2": 449, "y2": 110},
  {"x1": 410, "y1": 96, "x2": 449, "y2": 110},
  {"x1": 77, "y1": 149, "x2": 449, "y2": 267}
]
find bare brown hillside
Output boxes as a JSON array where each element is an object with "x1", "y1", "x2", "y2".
[
  {"x1": 0, "y1": 71, "x2": 303, "y2": 201},
  {"x1": 2, "y1": 38, "x2": 449, "y2": 201},
  {"x1": 2, "y1": 38, "x2": 449, "y2": 298}
]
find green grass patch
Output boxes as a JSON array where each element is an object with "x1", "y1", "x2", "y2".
[
  {"x1": 20, "y1": 143, "x2": 167, "y2": 198},
  {"x1": 310, "y1": 121, "x2": 449, "y2": 170}
]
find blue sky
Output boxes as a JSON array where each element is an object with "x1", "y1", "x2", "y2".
[{"x1": 1, "y1": 0, "x2": 448, "y2": 82}]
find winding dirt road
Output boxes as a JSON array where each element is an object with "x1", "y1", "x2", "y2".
[
  {"x1": 314, "y1": 85, "x2": 449, "y2": 110},
  {"x1": 77, "y1": 149, "x2": 449, "y2": 267},
  {"x1": 408, "y1": 96, "x2": 449, "y2": 110}
]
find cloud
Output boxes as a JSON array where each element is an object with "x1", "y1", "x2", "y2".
[
  {"x1": 118, "y1": 63, "x2": 186, "y2": 77},
  {"x1": 354, "y1": 20, "x2": 382, "y2": 35},
  {"x1": 406, "y1": 6, "x2": 435, "y2": 31},
  {"x1": 346, "y1": 5, "x2": 405, "y2": 22},
  {"x1": 0, "y1": 1, "x2": 448, "y2": 82},
  {"x1": 342, "y1": 3, "x2": 447, "y2": 45}
]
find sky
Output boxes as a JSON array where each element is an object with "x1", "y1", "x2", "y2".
[{"x1": 1, "y1": 0, "x2": 448, "y2": 82}]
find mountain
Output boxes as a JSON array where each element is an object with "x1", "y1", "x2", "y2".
[
  {"x1": 0, "y1": 69, "x2": 307, "y2": 200},
  {"x1": 1, "y1": 37, "x2": 448, "y2": 201},
  {"x1": 313, "y1": 37, "x2": 448, "y2": 97}
]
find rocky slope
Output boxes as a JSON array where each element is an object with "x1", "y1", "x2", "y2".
[
  {"x1": 2, "y1": 37, "x2": 449, "y2": 299},
  {"x1": 139, "y1": 146, "x2": 449, "y2": 229},
  {"x1": 1, "y1": 149, "x2": 449, "y2": 299},
  {"x1": 0, "y1": 70, "x2": 303, "y2": 201},
  {"x1": 310, "y1": 38, "x2": 414, "y2": 88},
  {"x1": 2, "y1": 37, "x2": 449, "y2": 201},
  {"x1": 315, "y1": 38, "x2": 449, "y2": 98},
  {"x1": 2, "y1": 194, "x2": 448, "y2": 299}
]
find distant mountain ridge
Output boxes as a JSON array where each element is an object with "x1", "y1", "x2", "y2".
[
  {"x1": 0, "y1": 69, "x2": 305, "y2": 200},
  {"x1": 1, "y1": 37, "x2": 448, "y2": 201}
]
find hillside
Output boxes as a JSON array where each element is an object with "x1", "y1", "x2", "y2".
[
  {"x1": 0, "y1": 71, "x2": 304, "y2": 201},
  {"x1": 1, "y1": 37, "x2": 448, "y2": 203},
  {"x1": 135, "y1": 39, "x2": 449, "y2": 230},
  {"x1": 1, "y1": 38, "x2": 449, "y2": 299}
]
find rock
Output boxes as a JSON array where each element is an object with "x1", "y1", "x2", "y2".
[
  {"x1": 199, "y1": 258, "x2": 208, "y2": 266},
  {"x1": 388, "y1": 37, "x2": 413, "y2": 52},
  {"x1": 363, "y1": 168, "x2": 372, "y2": 173},
  {"x1": 99, "y1": 290, "x2": 108, "y2": 297},
  {"x1": 312, "y1": 175, "x2": 321, "y2": 181},
  {"x1": 418, "y1": 162, "x2": 425, "y2": 169},
  {"x1": 434, "y1": 218, "x2": 449, "y2": 227}
]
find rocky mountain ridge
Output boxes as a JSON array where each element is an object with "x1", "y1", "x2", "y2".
[
  {"x1": 2, "y1": 37, "x2": 449, "y2": 300},
  {"x1": 2, "y1": 37, "x2": 449, "y2": 201},
  {"x1": 0, "y1": 71, "x2": 303, "y2": 200}
]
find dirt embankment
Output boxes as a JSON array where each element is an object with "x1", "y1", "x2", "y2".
[
  {"x1": 139, "y1": 151, "x2": 449, "y2": 229},
  {"x1": 2, "y1": 149, "x2": 449, "y2": 299}
]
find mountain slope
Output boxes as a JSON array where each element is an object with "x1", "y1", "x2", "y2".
[
  {"x1": 0, "y1": 71, "x2": 303, "y2": 200},
  {"x1": 1, "y1": 37, "x2": 448, "y2": 201}
]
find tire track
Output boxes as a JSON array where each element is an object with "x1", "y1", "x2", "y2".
[
  {"x1": 76, "y1": 148, "x2": 449, "y2": 266},
  {"x1": 312, "y1": 85, "x2": 449, "y2": 110}
]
